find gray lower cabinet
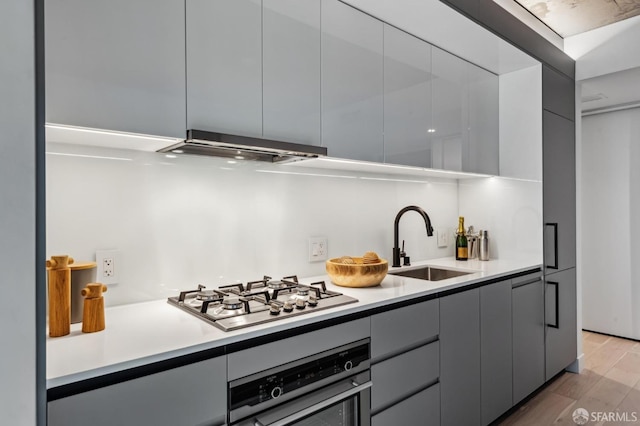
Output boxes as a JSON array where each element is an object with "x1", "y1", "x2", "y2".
[
  {"x1": 46, "y1": 0, "x2": 186, "y2": 138},
  {"x1": 545, "y1": 268, "x2": 577, "y2": 379},
  {"x1": 440, "y1": 288, "x2": 481, "y2": 426},
  {"x1": 187, "y1": 0, "x2": 263, "y2": 136},
  {"x1": 512, "y1": 273, "x2": 545, "y2": 404},
  {"x1": 321, "y1": 0, "x2": 384, "y2": 162},
  {"x1": 48, "y1": 356, "x2": 227, "y2": 426},
  {"x1": 263, "y1": 0, "x2": 321, "y2": 145},
  {"x1": 372, "y1": 383, "x2": 440, "y2": 426},
  {"x1": 480, "y1": 279, "x2": 513, "y2": 426},
  {"x1": 383, "y1": 24, "x2": 432, "y2": 168}
]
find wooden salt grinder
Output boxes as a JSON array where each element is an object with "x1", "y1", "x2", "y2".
[
  {"x1": 46, "y1": 255, "x2": 74, "y2": 337},
  {"x1": 81, "y1": 283, "x2": 107, "y2": 333}
]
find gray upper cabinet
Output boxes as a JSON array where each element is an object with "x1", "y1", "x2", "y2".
[
  {"x1": 263, "y1": 0, "x2": 321, "y2": 145},
  {"x1": 187, "y1": 0, "x2": 262, "y2": 136},
  {"x1": 321, "y1": 0, "x2": 384, "y2": 162},
  {"x1": 480, "y1": 280, "x2": 512, "y2": 426},
  {"x1": 543, "y1": 66, "x2": 575, "y2": 121},
  {"x1": 543, "y1": 110, "x2": 576, "y2": 273},
  {"x1": 466, "y1": 64, "x2": 499, "y2": 175},
  {"x1": 383, "y1": 24, "x2": 432, "y2": 168},
  {"x1": 545, "y1": 268, "x2": 577, "y2": 380},
  {"x1": 48, "y1": 356, "x2": 227, "y2": 426},
  {"x1": 431, "y1": 46, "x2": 466, "y2": 171},
  {"x1": 46, "y1": 0, "x2": 186, "y2": 138},
  {"x1": 440, "y1": 289, "x2": 481, "y2": 426},
  {"x1": 431, "y1": 46, "x2": 498, "y2": 174}
]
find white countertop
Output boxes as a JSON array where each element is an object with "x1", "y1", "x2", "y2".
[{"x1": 46, "y1": 257, "x2": 541, "y2": 389}]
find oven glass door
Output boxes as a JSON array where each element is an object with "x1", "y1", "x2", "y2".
[
  {"x1": 240, "y1": 378, "x2": 371, "y2": 426},
  {"x1": 281, "y1": 394, "x2": 358, "y2": 426}
]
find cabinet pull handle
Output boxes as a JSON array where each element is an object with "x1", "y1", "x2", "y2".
[
  {"x1": 545, "y1": 223, "x2": 559, "y2": 270},
  {"x1": 546, "y1": 281, "x2": 559, "y2": 329}
]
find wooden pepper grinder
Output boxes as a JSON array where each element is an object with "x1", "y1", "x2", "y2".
[
  {"x1": 46, "y1": 255, "x2": 74, "y2": 337},
  {"x1": 81, "y1": 283, "x2": 107, "y2": 333}
]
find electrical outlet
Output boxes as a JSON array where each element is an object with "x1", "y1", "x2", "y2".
[
  {"x1": 437, "y1": 229, "x2": 448, "y2": 248},
  {"x1": 96, "y1": 249, "x2": 121, "y2": 285},
  {"x1": 308, "y1": 237, "x2": 328, "y2": 262}
]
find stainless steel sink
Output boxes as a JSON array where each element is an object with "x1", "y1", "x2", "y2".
[{"x1": 390, "y1": 266, "x2": 473, "y2": 281}]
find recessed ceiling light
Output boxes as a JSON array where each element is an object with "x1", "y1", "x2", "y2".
[
  {"x1": 171, "y1": 149, "x2": 184, "y2": 154},
  {"x1": 165, "y1": 154, "x2": 177, "y2": 159},
  {"x1": 227, "y1": 160, "x2": 237, "y2": 164},
  {"x1": 234, "y1": 155, "x2": 245, "y2": 160}
]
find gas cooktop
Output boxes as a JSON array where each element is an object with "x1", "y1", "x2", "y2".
[{"x1": 167, "y1": 275, "x2": 358, "y2": 331}]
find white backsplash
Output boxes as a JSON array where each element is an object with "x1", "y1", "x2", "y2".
[
  {"x1": 47, "y1": 142, "x2": 463, "y2": 306},
  {"x1": 458, "y1": 177, "x2": 543, "y2": 262}
]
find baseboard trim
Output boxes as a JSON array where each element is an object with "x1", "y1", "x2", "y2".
[{"x1": 566, "y1": 353, "x2": 584, "y2": 373}]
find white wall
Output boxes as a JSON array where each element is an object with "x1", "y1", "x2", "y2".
[
  {"x1": 0, "y1": 0, "x2": 38, "y2": 424},
  {"x1": 46, "y1": 143, "x2": 460, "y2": 306},
  {"x1": 581, "y1": 107, "x2": 640, "y2": 339}
]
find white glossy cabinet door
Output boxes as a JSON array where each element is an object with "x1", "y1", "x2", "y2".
[
  {"x1": 187, "y1": 0, "x2": 262, "y2": 137},
  {"x1": 46, "y1": 0, "x2": 186, "y2": 138},
  {"x1": 383, "y1": 25, "x2": 432, "y2": 168},
  {"x1": 263, "y1": 0, "x2": 321, "y2": 145},
  {"x1": 321, "y1": 0, "x2": 383, "y2": 161},
  {"x1": 431, "y1": 46, "x2": 466, "y2": 171},
  {"x1": 48, "y1": 356, "x2": 227, "y2": 426},
  {"x1": 466, "y1": 64, "x2": 499, "y2": 175}
]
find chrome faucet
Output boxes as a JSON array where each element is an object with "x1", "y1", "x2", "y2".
[{"x1": 393, "y1": 205, "x2": 434, "y2": 267}]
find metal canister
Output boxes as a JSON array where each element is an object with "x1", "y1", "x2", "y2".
[{"x1": 478, "y1": 230, "x2": 490, "y2": 261}]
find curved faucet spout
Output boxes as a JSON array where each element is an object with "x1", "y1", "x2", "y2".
[{"x1": 393, "y1": 205, "x2": 434, "y2": 267}]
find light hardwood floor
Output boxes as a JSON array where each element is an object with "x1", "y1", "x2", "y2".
[{"x1": 499, "y1": 331, "x2": 640, "y2": 425}]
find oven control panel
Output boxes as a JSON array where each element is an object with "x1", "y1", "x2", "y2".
[{"x1": 229, "y1": 340, "x2": 370, "y2": 411}]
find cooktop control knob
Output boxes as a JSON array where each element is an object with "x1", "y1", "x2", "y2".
[
  {"x1": 308, "y1": 295, "x2": 318, "y2": 307},
  {"x1": 283, "y1": 301, "x2": 294, "y2": 312},
  {"x1": 344, "y1": 360, "x2": 353, "y2": 371},
  {"x1": 271, "y1": 386, "x2": 283, "y2": 399},
  {"x1": 295, "y1": 298, "x2": 306, "y2": 310},
  {"x1": 269, "y1": 303, "x2": 281, "y2": 315}
]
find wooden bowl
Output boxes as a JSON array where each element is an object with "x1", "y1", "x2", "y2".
[{"x1": 326, "y1": 257, "x2": 389, "y2": 288}]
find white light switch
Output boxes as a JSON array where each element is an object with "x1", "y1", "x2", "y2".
[
  {"x1": 437, "y1": 229, "x2": 448, "y2": 248},
  {"x1": 308, "y1": 237, "x2": 328, "y2": 262}
]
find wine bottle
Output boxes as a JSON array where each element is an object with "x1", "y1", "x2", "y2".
[{"x1": 456, "y1": 216, "x2": 468, "y2": 261}]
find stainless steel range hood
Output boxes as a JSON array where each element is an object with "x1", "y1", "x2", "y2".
[{"x1": 158, "y1": 130, "x2": 327, "y2": 163}]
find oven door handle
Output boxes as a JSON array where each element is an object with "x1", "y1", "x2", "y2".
[{"x1": 255, "y1": 380, "x2": 372, "y2": 426}]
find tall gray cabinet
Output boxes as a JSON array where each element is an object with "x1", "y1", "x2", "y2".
[{"x1": 542, "y1": 65, "x2": 577, "y2": 380}]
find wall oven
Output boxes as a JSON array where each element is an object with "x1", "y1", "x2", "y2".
[{"x1": 229, "y1": 339, "x2": 371, "y2": 426}]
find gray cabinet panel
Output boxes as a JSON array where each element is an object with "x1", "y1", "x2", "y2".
[
  {"x1": 383, "y1": 24, "x2": 432, "y2": 168},
  {"x1": 466, "y1": 64, "x2": 499, "y2": 175},
  {"x1": 543, "y1": 110, "x2": 576, "y2": 273},
  {"x1": 371, "y1": 342, "x2": 439, "y2": 413},
  {"x1": 187, "y1": 0, "x2": 262, "y2": 136},
  {"x1": 431, "y1": 46, "x2": 466, "y2": 171},
  {"x1": 48, "y1": 356, "x2": 227, "y2": 426},
  {"x1": 46, "y1": 0, "x2": 185, "y2": 138},
  {"x1": 263, "y1": 0, "x2": 321, "y2": 145},
  {"x1": 321, "y1": 0, "x2": 383, "y2": 161},
  {"x1": 228, "y1": 317, "x2": 370, "y2": 380},
  {"x1": 512, "y1": 278, "x2": 545, "y2": 404},
  {"x1": 370, "y1": 299, "x2": 439, "y2": 361},
  {"x1": 372, "y1": 383, "x2": 440, "y2": 426},
  {"x1": 543, "y1": 65, "x2": 575, "y2": 121},
  {"x1": 440, "y1": 289, "x2": 481, "y2": 426},
  {"x1": 546, "y1": 268, "x2": 577, "y2": 380},
  {"x1": 480, "y1": 280, "x2": 512, "y2": 426}
]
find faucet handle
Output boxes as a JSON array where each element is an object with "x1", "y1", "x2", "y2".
[{"x1": 400, "y1": 240, "x2": 406, "y2": 257}]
